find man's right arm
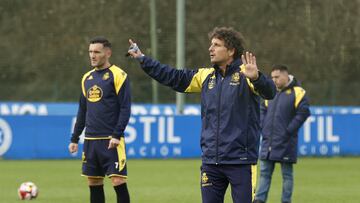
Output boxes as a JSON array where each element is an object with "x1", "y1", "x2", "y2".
[
  {"x1": 70, "y1": 94, "x2": 87, "y2": 144},
  {"x1": 127, "y1": 39, "x2": 211, "y2": 93},
  {"x1": 139, "y1": 56, "x2": 198, "y2": 92},
  {"x1": 286, "y1": 89, "x2": 311, "y2": 134}
]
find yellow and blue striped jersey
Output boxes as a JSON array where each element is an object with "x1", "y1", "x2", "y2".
[{"x1": 71, "y1": 65, "x2": 131, "y2": 143}]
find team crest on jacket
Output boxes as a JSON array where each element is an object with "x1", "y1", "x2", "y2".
[
  {"x1": 87, "y1": 85, "x2": 103, "y2": 102},
  {"x1": 201, "y1": 172, "x2": 208, "y2": 183},
  {"x1": 201, "y1": 172, "x2": 212, "y2": 187},
  {"x1": 208, "y1": 76, "x2": 216, "y2": 89},
  {"x1": 230, "y1": 72, "x2": 240, "y2": 85},
  {"x1": 285, "y1": 89, "x2": 292, "y2": 95},
  {"x1": 102, "y1": 72, "x2": 110, "y2": 80}
]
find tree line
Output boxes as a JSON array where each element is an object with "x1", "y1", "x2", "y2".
[{"x1": 0, "y1": 0, "x2": 359, "y2": 105}]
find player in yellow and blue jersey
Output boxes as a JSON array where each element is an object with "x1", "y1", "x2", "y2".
[{"x1": 69, "y1": 37, "x2": 131, "y2": 203}]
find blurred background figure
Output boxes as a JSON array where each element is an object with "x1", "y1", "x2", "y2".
[{"x1": 254, "y1": 65, "x2": 310, "y2": 203}]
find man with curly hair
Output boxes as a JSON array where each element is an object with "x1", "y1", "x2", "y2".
[{"x1": 128, "y1": 27, "x2": 276, "y2": 203}]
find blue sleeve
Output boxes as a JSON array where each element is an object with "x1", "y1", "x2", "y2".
[
  {"x1": 286, "y1": 96, "x2": 311, "y2": 134},
  {"x1": 251, "y1": 72, "x2": 276, "y2": 100},
  {"x1": 112, "y1": 77, "x2": 131, "y2": 139},
  {"x1": 140, "y1": 56, "x2": 197, "y2": 92},
  {"x1": 71, "y1": 94, "x2": 87, "y2": 143}
]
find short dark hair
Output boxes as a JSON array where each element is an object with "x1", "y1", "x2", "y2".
[
  {"x1": 208, "y1": 27, "x2": 245, "y2": 59},
  {"x1": 271, "y1": 64, "x2": 289, "y2": 73},
  {"x1": 89, "y1": 36, "x2": 112, "y2": 48}
]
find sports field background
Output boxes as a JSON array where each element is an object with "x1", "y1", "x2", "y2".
[{"x1": 0, "y1": 157, "x2": 359, "y2": 203}]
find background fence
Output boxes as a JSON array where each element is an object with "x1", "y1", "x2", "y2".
[{"x1": 1, "y1": 102, "x2": 359, "y2": 159}]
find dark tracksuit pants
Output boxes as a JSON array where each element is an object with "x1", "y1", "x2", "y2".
[{"x1": 201, "y1": 164, "x2": 257, "y2": 203}]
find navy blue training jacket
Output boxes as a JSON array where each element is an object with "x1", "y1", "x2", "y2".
[
  {"x1": 140, "y1": 56, "x2": 276, "y2": 164},
  {"x1": 71, "y1": 65, "x2": 131, "y2": 143},
  {"x1": 259, "y1": 77, "x2": 310, "y2": 163}
]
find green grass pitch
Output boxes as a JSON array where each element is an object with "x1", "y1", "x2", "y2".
[{"x1": 0, "y1": 157, "x2": 359, "y2": 202}]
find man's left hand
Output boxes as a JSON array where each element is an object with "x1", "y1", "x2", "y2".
[
  {"x1": 127, "y1": 39, "x2": 144, "y2": 58},
  {"x1": 108, "y1": 138, "x2": 120, "y2": 149},
  {"x1": 241, "y1": 51, "x2": 259, "y2": 81}
]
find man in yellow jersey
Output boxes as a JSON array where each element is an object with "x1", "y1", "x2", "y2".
[{"x1": 69, "y1": 37, "x2": 131, "y2": 203}]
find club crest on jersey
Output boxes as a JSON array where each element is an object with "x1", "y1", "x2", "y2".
[
  {"x1": 230, "y1": 72, "x2": 240, "y2": 85},
  {"x1": 285, "y1": 89, "x2": 292, "y2": 95},
  {"x1": 87, "y1": 85, "x2": 103, "y2": 102},
  {"x1": 208, "y1": 76, "x2": 216, "y2": 89},
  {"x1": 102, "y1": 72, "x2": 110, "y2": 80}
]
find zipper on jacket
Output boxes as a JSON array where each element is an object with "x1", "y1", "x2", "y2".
[
  {"x1": 269, "y1": 92, "x2": 281, "y2": 153},
  {"x1": 216, "y1": 76, "x2": 224, "y2": 164}
]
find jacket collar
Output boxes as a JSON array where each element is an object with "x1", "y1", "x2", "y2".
[
  {"x1": 281, "y1": 75, "x2": 298, "y2": 91},
  {"x1": 213, "y1": 58, "x2": 242, "y2": 76}
]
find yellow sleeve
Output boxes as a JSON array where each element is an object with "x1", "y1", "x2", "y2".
[
  {"x1": 184, "y1": 68, "x2": 215, "y2": 93},
  {"x1": 110, "y1": 65, "x2": 128, "y2": 95},
  {"x1": 81, "y1": 69, "x2": 95, "y2": 97},
  {"x1": 293, "y1": 86, "x2": 306, "y2": 108}
]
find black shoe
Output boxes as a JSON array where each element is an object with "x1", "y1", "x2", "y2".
[{"x1": 253, "y1": 200, "x2": 265, "y2": 203}]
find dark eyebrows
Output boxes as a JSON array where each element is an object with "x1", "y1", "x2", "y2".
[{"x1": 89, "y1": 50, "x2": 101, "y2": 53}]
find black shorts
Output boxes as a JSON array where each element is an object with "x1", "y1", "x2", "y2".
[{"x1": 81, "y1": 137, "x2": 127, "y2": 178}]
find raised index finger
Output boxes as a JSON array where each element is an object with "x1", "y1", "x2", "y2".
[{"x1": 128, "y1": 39, "x2": 135, "y2": 45}]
